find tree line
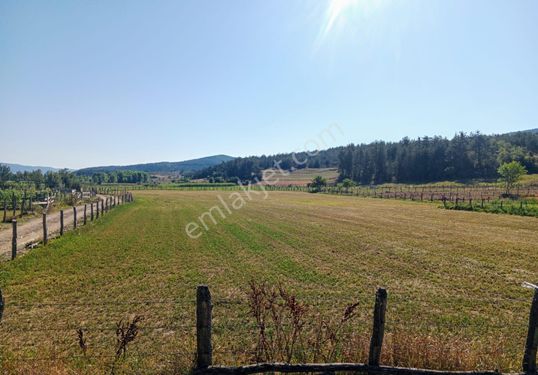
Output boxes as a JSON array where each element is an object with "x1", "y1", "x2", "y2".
[
  {"x1": 339, "y1": 132, "x2": 538, "y2": 184},
  {"x1": 0, "y1": 166, "x2": 83, "y2": 191},
  {"x1": 0, "y1": 165, "x2": 150, "y2": 191},
  {"x1": 191, "y1": 149, "x2": 342, "y2": 182},
  {"x1": 89, "y1": 170, "x2": 149, "y2": 184},
  {"x1": 193, "y1": 131, "x2": 538, "y2": 184}
]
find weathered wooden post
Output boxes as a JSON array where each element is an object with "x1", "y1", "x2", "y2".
[
  {"x1": 73, "y1": 206, "x2": 77, "y2": 229},
  {"x1": 196, "y1": 285, "x2": 212, "y2": 369},
  {"x1": 42, "y1": 213, "x2": 48, "y2": 245},
  {"x1": 0, "y1": 287, "x2": 4, "y2": 321},
  {"x1": 368, "y1": 288, "x2": 387, "y2": 368},
  {"x1": 20, "y1": 198, "x2": 25, "y2": 217},
  {"x1": 523, "y1": 286, "x2": 538, "y2": 374},
  {"x1": 84, "y1": 204, "x2": 87, "y2": 225},
  {"x1": 60, "y1": 210, "x2": 64, "y2": 236},
  {"x1": 11, "y1": 219, "x2": 17, "y2": 260},
  {"x1": 91, "y1": 203, "x2": 94, "y2": 221}
]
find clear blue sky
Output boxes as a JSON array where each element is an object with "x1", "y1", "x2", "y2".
[{"x1": 1, "y1": 0, "x2": 537, "y2": 169}]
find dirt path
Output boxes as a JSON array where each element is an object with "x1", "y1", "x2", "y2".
[{"x1": 0, "y1": 196, "x2": 110, "y2": 260}]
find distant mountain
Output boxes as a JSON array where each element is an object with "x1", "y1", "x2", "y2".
[
  {"x1": 76, "y1": 155, "x2": 235, "y2": 175},
  {"x1": 1, "y1": 163, "x2": 62, "y2": 173},
  {"x1": 507, "y1": 128, "x2": 538, "y2": 134}
]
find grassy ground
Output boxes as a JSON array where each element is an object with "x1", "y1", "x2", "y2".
[
  {"x1": 0, "y1": 190, "x2": 537, "y2": 374},
  {"x1": 443, "y1": 198, "x2": 538, "y2": 217}
]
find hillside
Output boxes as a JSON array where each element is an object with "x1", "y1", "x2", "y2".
[
  {"x1": 261, "y1": 168, "x2": 339, "y2": 186},
  {"x1": 195, "y1": 131, "x2": 538, "y2": 184},
  {"x1": 76, "y1": 154, "x2": 234, "y2": 175}
]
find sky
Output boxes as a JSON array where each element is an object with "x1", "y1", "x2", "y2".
[{"x1": 1, "y1": 0, "x2": 537, "y2": 169}]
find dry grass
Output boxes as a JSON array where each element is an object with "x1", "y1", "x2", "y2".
[
  {"x1": 261, "y1": 167, "x2": 339, "y2": 186},
  {"x1": 0, "y1": 190, "x2": 537, "y2": 373}
]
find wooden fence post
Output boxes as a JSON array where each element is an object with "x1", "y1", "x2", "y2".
[
  {"x1": 196, "y1": 285, "x2": 213, "y2": 369},
  {"x1": 0, "y1": 287, "x2": 4, "y2": 321},
  {"x1": 90, "y1": 203, "x2": 94, "y2": 221},
  {"x1": 368, "y1": 288, "x2": 387, "y2": 367},
  {"x1": 523, "y1": 288, "x2": 538, "y2": 373},
  {"x1": 42, "y1": 213, "x2": 48, "y2": 245},
  {"x1": 60, "y1": 210, "x2": 64, "y2": 236},
  {"x1": 96, "y1": 201, "x2": 100, "y2": 219},
  {"x1": 11, "y1": 219, "x2": 17, "y2": 260},
  {"x1": 84, "y1": 204, "x2": 87, "y2": 225},
  {"x1": 73, "y1": 206, "x2": 77, "y2": 229}
]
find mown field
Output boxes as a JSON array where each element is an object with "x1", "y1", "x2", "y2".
[
  {"x1": 0, "y1": 190, "x2": 537, "y2": 374},
  {"x1": 261, "y1": 167, "x2": 339, "y2": 186}
]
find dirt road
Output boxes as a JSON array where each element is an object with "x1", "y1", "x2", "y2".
[{"x1": 0, "y1": 197, "x2": 110, "y2": 260}]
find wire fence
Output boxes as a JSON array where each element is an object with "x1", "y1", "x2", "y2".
[{"x1": 0, "y1": 285, "x2": 536, "y2": 373}]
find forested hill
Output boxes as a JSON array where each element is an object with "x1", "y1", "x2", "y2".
[
  {"x1": 192, "y1": 148, "x2": 345, "y2": 182},
  {"x1": 193, "y1": 131, "x2": 538, "y2": 184},
  {"x1": 77, "y1": 155, "x2": 234, "y2": 175}
]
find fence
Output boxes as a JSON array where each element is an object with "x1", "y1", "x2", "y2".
[
  {"x1": 1, "y1": 189, "x2": 101, "y2": 223},
  {"x1": 94, "y1": 183, "x2": 538, "y2": 203},
  {"x1": 0, "y1": 284, "x2": 537, "y2": 373},
  {"x1": 1, "y1": 195, "x2": 36, "y2": 223},
  {"x1": 191, "y1": 285, "x2": 538, "y2": 375},
  {"x1": 5, "y1": 192, "x2": 134, "y2": 261}
]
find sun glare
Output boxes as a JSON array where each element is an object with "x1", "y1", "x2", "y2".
[
  {"x1": 324, "y1": 0, "x2": 360, "y2": 37},
  {"x1": 317, "y1": 0, "x2": 388, "y2": 45}
]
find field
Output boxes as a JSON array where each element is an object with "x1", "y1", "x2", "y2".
[
  {"x1": 1, "y1": 190, "x2": 538, "y2": 374},
  {"x1": 261, "y1": 167, "x2": 339, "y2": 186}
]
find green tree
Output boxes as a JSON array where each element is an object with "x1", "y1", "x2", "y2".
[
  {"x1": 498, "y1": 161, "x2": 527, "y2": 195},
  {"x1": 0, "y1": 164, "x2": 12, "y2": 187},
  {"x1": 309, "y1": 175, "x2": 327, "y2": 193},
  {"x1": 342, "y1": 178, "x2": 355, "y2": 189}
]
